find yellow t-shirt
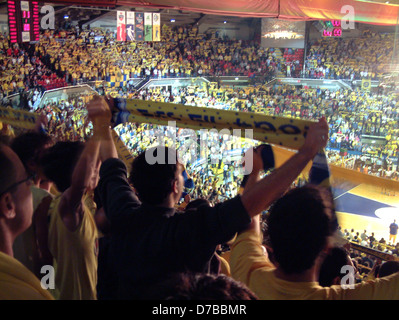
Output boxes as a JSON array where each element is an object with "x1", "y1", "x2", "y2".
[
  {"x1": 230, "y1": 229, "x2": 399, "y2": 300},
  {"x1": 0, "y1": 251, "x2": 54, "y2": 300},
  {"x1": 13, "y1": 186, "x2": 53, "y2": 273},
  {"x1": 48, "y1": 194, "x2": 98, "y2": 300}
]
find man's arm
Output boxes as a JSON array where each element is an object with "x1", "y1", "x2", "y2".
[
  {"x1": 58, "y1": 97, "x2": 105, "y2": 231},
  {"x1": 240, "y1": 117, "x2": 329, "y2": 218},
  {"x1": 87, "y1": 96, "x2": 140, "y2": 223}
]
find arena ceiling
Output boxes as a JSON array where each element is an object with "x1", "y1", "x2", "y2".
[{"x1": 20, "y1": 0, "x2": 399, "y2": 25}]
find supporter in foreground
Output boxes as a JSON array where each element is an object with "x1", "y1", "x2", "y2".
[
  {"x1": 140, "y1": 272, "x2": 258, "y2": 300},
  {"x1": 39, "y1": 97, "x2": 103, "y2": 300},
  {"x1": 10, "y1": 130, "x2": 54, "y2": 277},
  {"x1": 318, "y1": 246, "x2": 355, "y2": 287},
  {"x1": 90, "y1": 95, "x2": 328, "y2": 299},
  {"x1": 230, "y1": 177, "x2": 399, "y2": 298},
  {"x1": 0, "y1": 141, "x2": 53, "y2": 299}
]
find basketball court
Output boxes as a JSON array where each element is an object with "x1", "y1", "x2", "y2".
[{"x1": 333, "y1": 182, "x2": 399, "y2": 244}]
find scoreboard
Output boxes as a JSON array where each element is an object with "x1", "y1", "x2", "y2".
[
  {"x1": 8, "y1": 0, "x2": 40, "y2": 43},
  {"x1": 322, "y1": 20, "x2": 342, "y2": 37}
]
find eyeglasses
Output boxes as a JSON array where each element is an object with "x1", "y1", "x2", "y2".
[{"x1": 0, "y1": 174, "x2": 34, "y2": 198}]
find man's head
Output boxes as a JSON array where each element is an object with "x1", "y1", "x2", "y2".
[
  {"x1": 318, "y1": 246, "x2": 352, "y2": 287},
  {"x1": 141, "y1": 272, "x2": 258, "y2": 300},
  {"x1": 129, "y1": 146, "x2": 184, "y2": 206},
  {"x1": 39, "y1": 141, "x2": 85, "y2": 192},
  {"x1": 266, "y1": 185, "x2": 336, "y2": 275},
  {"x1": 11, "y1": 131, "x2": 53, "y2": 176},
  {"x1": 0, "y1": 143, "x2": 33, "y2": 242},
  {"x1": 378, "y1": 260, "x2": 399, "y2": 278}
]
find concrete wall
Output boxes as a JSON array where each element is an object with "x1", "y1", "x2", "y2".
[{"x1": 198, "y1": 22, "x2": 253, "y2": 40}]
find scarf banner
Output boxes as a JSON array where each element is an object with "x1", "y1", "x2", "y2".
[
  {"x1": 308, "y1": 149, "x2": 339, "y2": 233},
  {"x1": 308, "y1": 149, "x2": 331, "y2": 188},
  {"x1": 111, "y1": 129, "x2": 133, "y2": 174},
  {"x1": 111, "y1": 98, "x2": 314, "y2": 151},
  {"x1": 0, "y1": 107, "x2": 38, "y2": 130}
]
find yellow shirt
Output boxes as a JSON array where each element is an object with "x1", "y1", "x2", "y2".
[
  {"x1": 13, "y1": 186, "x2": 53, "y2": 273},
  {"x1": 48, "y1": 194, "x2": 98, "y2": 300},
  {"x1": 0, "y1": 251, "x2": 54, "y2": 300},
  {"x1": 230, "y1": 229, "x2": 399, "y2": 300}
]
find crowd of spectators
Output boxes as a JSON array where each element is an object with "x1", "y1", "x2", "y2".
[
  {"x1": 105, "y1": 82, "x2": 399, "y2": 181},
  {"x1": 305, "y1": 29, "x2": 393, "y2": 81},
  {"x1": 0, "y1": 33, "x2": 67, "y2": 101},
  {"x1": 1, "y1": 22, "x2": 399, "y2": 299},
  {"x1": 22, "y1": 25, "x2": 306, "y2": 88},
  {"x1": 4, "y1": 95, "x2": 399, "y2": 301}
]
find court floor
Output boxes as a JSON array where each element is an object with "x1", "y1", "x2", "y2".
[{"x1": 333, "y1": 183, "x2": 399, "y2": 243}]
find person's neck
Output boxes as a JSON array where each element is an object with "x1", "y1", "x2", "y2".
[
  {"x1": 274, "y1": 266, "x2": 318, "y2": 283},
  {"x1": 157, "y1": 195, "x2": 178, "y2": 209},
  {"x1": 0, "y1": 229, "x2": 14, "y2": 257}
]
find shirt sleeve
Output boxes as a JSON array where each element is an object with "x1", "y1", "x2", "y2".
[
  {"x1": 98, "y1": 157, "x2": 141, "y2": 223},
  {"x1": 230, "y1": 227, "x2": 274, "y2": 287},
  {"x1": 175, "y1": 195, "x2": 251, "y2": 253},
  {"x1": 326, "y1": 272, "x2": 399, "y2": 300}
]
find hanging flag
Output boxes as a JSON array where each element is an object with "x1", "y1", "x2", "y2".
[
  {"x1": 153, "y1": 13, "x2": 161, "y2": 41},
  {"x1": 135, "y1": 12, "x2": 144, "y2": 41},
  {"x1": 308, "y1": 149, "x2": 339, "y2": 232},
  {"x1": 116, "y1": 11, "x2": 126, "y2": 41},
  {"x1": 126, "y1": 11, "x2": 135, "y2": 41},
  {"x1": 144, "y1": 12, "x2": 153, "y2": 41},
  {"x1": 308, "y1": 149, "x2": 331, "y2": 188},
  {"x1": 361, "y1": 78, "x2": 371, "y2": 92}
]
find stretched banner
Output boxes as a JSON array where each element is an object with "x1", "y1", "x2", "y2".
[
  {"x1": 135, "y1": 12, "x2": 144, "y2": 41},
  {"x1": 144, "y1": 12, "x2": 153, "y2": 41},
  {"x1": 111, "y1": 98, "x2": 312, "y2": 150},
  {"x1": 126, "y1": 11, "x2": 135, "y2": 41},
  {"x1": 111, "y1": 129, "x2": 133, "y2": 174},
  {"x1": 0, "y1": 107, "x2": 38, "y2": 130},
  {"x1": 116, "y1": 11, "x2": 126, "y2": 41},
  {"x1": 2, "y1": 99, "x2": 399, "y2": 192},
  {"x1": 153, "y1": 13, "x2": 161, "y2": 41}
]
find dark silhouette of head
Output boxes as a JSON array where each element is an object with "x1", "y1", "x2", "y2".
[{"x1": 266, "y1": 185, "x2": 337, "y2": 275}]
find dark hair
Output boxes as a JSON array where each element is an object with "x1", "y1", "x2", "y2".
[
  {"x1": 378, "y1": 260, "x2": 399, "y2": 278},
  {"x1": 129, "y1": 146, "x2": 179, "y2": 205},
  {"x1": 0, "y1": 144, "x2": 17, "y2": 195},
  {"x1": 266, "y1": 185, "x2": 336, "y2": 274},
  {"x1": 11, "y1": 132, "x2": 53, "y2": 172},
  {"x1": 0, "y1": 133, "x2": 12, "y2": 146},
  {"x1": 140, "y1": 272, "x2": 258, "y2": 300},
  {"x1": 185, "y1": 198, "x2": 211, "y2": 211},
  {"x1": 319, "y1": 247, "x2": 350, "y2": 287},
  {"x1": 39, "y1": 141, "x2": 84, "y2": 192}
]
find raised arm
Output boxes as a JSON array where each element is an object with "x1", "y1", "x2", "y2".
[
  {"x1": 240, "y1": 117, "x2": 329, "y2": 218},
  {"x1": 90, "y1": 95, "x2": 118, "y2": 162},
  {"x1": 88, "y1": 96, "x2": 141, "y2": 223},
  {"x1": 58, "y1": 97, "x2": 104, "y2": 231}
]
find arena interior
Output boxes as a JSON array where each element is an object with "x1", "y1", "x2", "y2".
[{"x1": 1, "y1": 0, "x2": 399, "y2": 302}]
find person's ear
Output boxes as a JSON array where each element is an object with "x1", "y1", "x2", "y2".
[
  {"x1": 172, "y1": 179, "x2": 179, "y2": 194},
  {"x1": 0, "y1": 193, "x2": 16, "y2": 220}
]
